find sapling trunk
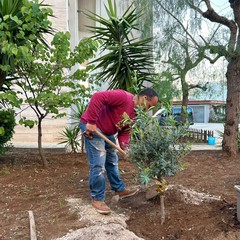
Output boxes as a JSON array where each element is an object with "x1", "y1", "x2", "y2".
[
  {"x1": 38, "y1": 119, "x2": 48, "y2": 168},
  {"x1": 156, "y1": 179, "x2": 168, "y2": 225},
  {"x1": 160, "y1": 194, "x2": 165, "y2": 225}
]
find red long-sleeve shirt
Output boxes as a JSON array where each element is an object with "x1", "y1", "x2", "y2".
[{"x1": 80, "y1": 89, "x2": 135, "y2": 149}]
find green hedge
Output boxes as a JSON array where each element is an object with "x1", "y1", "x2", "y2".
[{"x1": 0, "y1": 109, "x2": 16, "y2": 154}]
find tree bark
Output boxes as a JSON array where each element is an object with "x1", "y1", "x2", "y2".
[
  {"x1": 181, "y1": 74, "x2": 189, "y2": 124},
  {"x1": 38, "y1": 118, "x2": 48, "y2": 168},
  {"x1": 181, "y1": 90, "x2": 189, "y2": 124},
  {"x1": 0, "y1": 70, "x2": 6, "y2": 90},
  {"x1": 222, "y1": 59, "x2": 240, "y2": 156}
]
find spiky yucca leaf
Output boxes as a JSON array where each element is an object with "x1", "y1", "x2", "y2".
[{"x1": 58, "y1": 126, "x2": 81, "y2": 153}]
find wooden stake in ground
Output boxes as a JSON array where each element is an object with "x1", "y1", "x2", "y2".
[{"x1": 28, "y1": 210, "x2": 37, "y2": 240}]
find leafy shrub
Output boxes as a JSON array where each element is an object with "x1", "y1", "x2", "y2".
[
  {"x1": 121, "y1": 105, "x2": 191, "y2": 225},
  {"x1": 0, "y1": 109, "x2": 16, "y2": 154},
  {"x1": 128, "y1": 107, "x2": 190, "y2": 184}
]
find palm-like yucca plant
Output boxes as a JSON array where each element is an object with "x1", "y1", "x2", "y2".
[
  {"x1": 0, "y1": 0, "x2": 53, "y2": 90},
  {"x1": 85, "y1": 0, "x2": 155, "y2": 93},
  {"x1": 58, "y1": 126, "x2": 81, "y2": 153},
  {"x1": 69, "y1": 101, "x2": 88, "y2": 153},
  {"x1": 58, "y1": 100, "x2": 88, "y2": 153},
  {"x1": 68, "y1": 101, "x2": 88, "y2": 126}
]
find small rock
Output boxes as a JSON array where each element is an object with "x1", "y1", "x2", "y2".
[
  {"x1": 111, "y1": 195, "x2": 119, "y2": 204},
  {"x1": 145, "y1": 185, "x2": 159, "y2": 200}
]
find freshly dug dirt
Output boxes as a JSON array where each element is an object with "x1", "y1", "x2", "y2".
[{"x1": 1, "y1": 148, "x2": 240, "y2": 240}]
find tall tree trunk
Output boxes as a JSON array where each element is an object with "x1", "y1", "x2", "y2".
[
  {"x1": 38, "y1": 118, "x2": 48, "y2": 168},
  {"x1": 181, "y1": 76, "x2": 189, "y2": 124},
  {"x1": 222, "y1": 59, "x2": 240, "y2": 156},
  {"x1": 181, "y1": 91, "x2": 189, "y2": 124},
  {"x1": 0, "y1": 70, "x2": 6, "y2": 90}
]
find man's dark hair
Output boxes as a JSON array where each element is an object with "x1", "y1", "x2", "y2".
[{"x1": 138, "y1": 88, "x2": 158, "y2": 99}]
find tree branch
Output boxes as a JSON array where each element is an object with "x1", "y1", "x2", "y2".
[
  {"x1": 187, "y1": 0, "x2": 238, "y2": 53},
  {"x1": 188, "y1": 82, "x2": 209, "y2": 91},
  {"x1": 156, "y1": 0, "x2": 200, "y2": 48}
]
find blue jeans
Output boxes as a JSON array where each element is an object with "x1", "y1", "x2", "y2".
[{"x1": 80, "y1": 122, "x2": 125, "y2": 201}]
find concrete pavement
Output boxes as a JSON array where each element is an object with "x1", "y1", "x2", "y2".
[
  {"x1": 11, "y1": 142, "x2": 222, "y2": 150},
  {"x1": 11, "y1": 141, "x2": 222, "y2": 151},
  {"x1": 191, "y1": 142, "x2": 221, "y2": 150},
  {"x1": 12, "y1": 141, "x2": 64, "y2": 149},
  {"x1": 190, "y1": 123, "x2": 224, "y2": 138},
  {"x1": 11, "y1": 123, "x2": 224, "y2": 151},
  {"x1": 190, "y1": 123, "x2": 223, "y2": 150}
]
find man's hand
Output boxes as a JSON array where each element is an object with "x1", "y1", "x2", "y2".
[
  {"x1": 121, "y1": 149, "x2": 129, "y2": 161},
  {"x1": 122, "y1": 153, "x2": 128, "y2": 161},
  {"x1": 83, "y1": 123, "x2": 97, "y2": 139},
  {"x1": 86, "y1": 123, "x2": 97, "y2": 133}
]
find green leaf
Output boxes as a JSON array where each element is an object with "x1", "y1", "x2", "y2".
[
  {"x1": 11, "y1": 47, "x2": 18, "y2": 55},
  {"x1": 0, "y1": 127, "x2": 5, "y2": 136},
  {"x1": 10, "y1": 15, "x2": 22, "y2": 25},
  {"x1": 3, "y1": 15, "x2": 10, "y2": 21},
  {"x1": 19, "y1": 118, "x2": 36, "y2": 128}
]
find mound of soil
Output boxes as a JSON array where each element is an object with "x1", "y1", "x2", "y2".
[{"x1": 0, "y1": 148, "x2": 240, "y2": 239}]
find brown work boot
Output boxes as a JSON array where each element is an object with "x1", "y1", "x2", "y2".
[
  {"x1": 115, "y1": 189, "x2": 138, "y2": 199},
  {"x1": 91, "y1": 199, "x2": 111, "y2": 215}
]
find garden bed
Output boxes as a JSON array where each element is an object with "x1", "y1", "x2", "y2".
[{"x1": 0, "y1": 149, "x2": 240, "y2": 239}]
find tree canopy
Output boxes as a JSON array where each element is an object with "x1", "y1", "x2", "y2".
[
  {"x1": 3, "y1": 31, "x2": 98, "y2": 167},
  {"x1": 0, "y1": 0, "x2": 53, "y2": 90},
  {"x1": 153, "y1": 0, "x2": 240, "y2": 155}
]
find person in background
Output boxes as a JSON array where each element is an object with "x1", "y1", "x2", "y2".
[{"x1": 80, "y1": 88, "x2": 158, "y2": 214}]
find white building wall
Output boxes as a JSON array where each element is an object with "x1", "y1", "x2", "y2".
[
  {"x1": 189, "y1": 105, "x2": 210, "y2": 123},
  {"x1": 12, "y1": 0, "x2": 69, "y2": 147}
]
